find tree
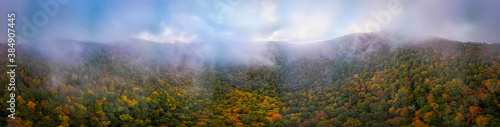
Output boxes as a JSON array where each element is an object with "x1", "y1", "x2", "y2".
[
  {"x1": 411, "y1": 117, "x2": 428, "y2": 127},
  {"x1": 40, "y1": 100, "x2": 49, "y2": 109},
  {"x1": 27, "y1": 101, "x2": 37, "y2": 113},
  {"x1": 470, "y1": 106, "x2": 482, "y2": 115},
  {"x1": 475, "y1": 115, "x2": 492, "y2": 127},
  {"x1": 342, "y1": 118, "x2": 362, "y2": 127}
]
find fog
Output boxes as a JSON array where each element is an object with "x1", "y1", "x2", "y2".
[{"x1": 1, "y1": 0, "x2": 499, "y2": 88}]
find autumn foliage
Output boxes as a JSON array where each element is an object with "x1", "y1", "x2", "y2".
[{"x1": 1, "y1": 34, "x2": 500, "y2": 126}]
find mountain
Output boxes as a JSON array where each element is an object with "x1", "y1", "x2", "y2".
[{"x1": 1, "y1": 32, "x2": 500, "y2": 126}]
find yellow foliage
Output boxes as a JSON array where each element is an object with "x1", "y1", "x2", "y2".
[
  {"x1": 66, "y1": 96, "x2": 71, "y2": 103},
  {"x1": 101, "y1": 121, "x2": 111, "y2": 126},
  {"x1": 87, "y1": 89, "x2": 94, "y2": 95},
  {"x1": 27, "y1": 101, "x2": 37, "y2": 109},
  {"x1": 476, "y1": 115, "x2": 491, "y2": 127},
  {"x1": 196, "y1": 122, "x2": 208, "y2": 126},
  {"x1": 430, "y1": 103, "x2": 439, "y2": 110},
  {"x1": 342, "y1": 118, "x2": 363, "y2": 127},
  {"x1": 251, "y1": 122, "x2": 266, "y2": 127},
  {"x1": 96, "y1": 110, "x2": 106, "y2": 117},
  {"x1": 389, "y1": 107, "x2": 396, "y2": 114},
  {"x1": 121, "y1": 95, "x2": 127, "y2": 101},
  {"x1": 59, "y1": 115, "x2": 70, "y2": 127},
  {"x1": 411, "y1": 117, "x2": 429, "y2": 127},
  {"x1": 128, "y1": 99, "x2": 138, "y2": 106},
  {"x1": 454, "y1": 112, "x2": 464, "y2": 121},
  {"x1": 17, "y1": 96, "x2": 26, "y2": 105},
  {"x1": 75, "y1": 103, "x2": 87, "y2": 110},
  {"x1": 423, "y1": 111, "x2": 436, "y2": 123},
  {"x1": 170, "y1": 104, "x2": 176, "y2": 110},
  {"x1": 22, "y1": 120, "x2": 34, "y2": 127},
  {"x1": 41, "y1": 116, "x2": 52, "y2": 120},
  {"x1": 324, "y1": 106, "x2": 335, "y2": 111}
]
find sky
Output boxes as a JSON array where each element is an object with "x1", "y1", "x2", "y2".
[{"x1": 1, "y1": 0, "x2": 500, "y2": 44}]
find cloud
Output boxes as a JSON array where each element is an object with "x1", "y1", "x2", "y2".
[
  {"x1": 134, "y1": 27, "x2": 197, "y2": 43},
  {"x1": 383, "y1": 0, "x2": 500, "y2": 43},
  {"x1": 2, "y1": 0, "x2": 499, "y2": 44},
  {"x1": 133, "y1": 15, "x2": 206, "y2": 43}
]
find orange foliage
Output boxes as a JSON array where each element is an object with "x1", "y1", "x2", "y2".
[{"x1": 411, "y1": 117, "x2": 429, "y2": 127}]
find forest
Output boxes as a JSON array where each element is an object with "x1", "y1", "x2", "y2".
[{"x1": 2, "y1": 33, "x2": 500, "y2": 126}]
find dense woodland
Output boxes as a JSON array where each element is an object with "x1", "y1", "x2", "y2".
[{"x1": 2, "y1": 33, "x2": 500, "y2": 126}]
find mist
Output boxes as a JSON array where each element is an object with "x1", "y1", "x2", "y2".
[
  {"x1": 3, "y1": 1, "x2": 500, "y2": 126},
  {"x1": 0, "y1": 0, "x2": 498, "y2": 71}
]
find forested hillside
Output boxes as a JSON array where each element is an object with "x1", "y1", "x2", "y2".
[{"x1": 2, "y1": 33, "x2": 500, "y2": 126}]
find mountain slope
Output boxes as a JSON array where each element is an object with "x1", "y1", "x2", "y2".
[{"x1": 1, "y1": 33, "x2": 500, "y2": 126}]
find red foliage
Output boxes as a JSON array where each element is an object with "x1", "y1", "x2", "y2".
[
  {"x1": 470, "y1": 106, "x2": 482, "y2": 114},
  {"x1": 478, "y1": 88, "x2": 487, "y2": 94}
]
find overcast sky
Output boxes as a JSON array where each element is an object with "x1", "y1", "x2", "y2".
[{"x1": 1, "y1": 0, "x2": 499, "y2": 44}]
